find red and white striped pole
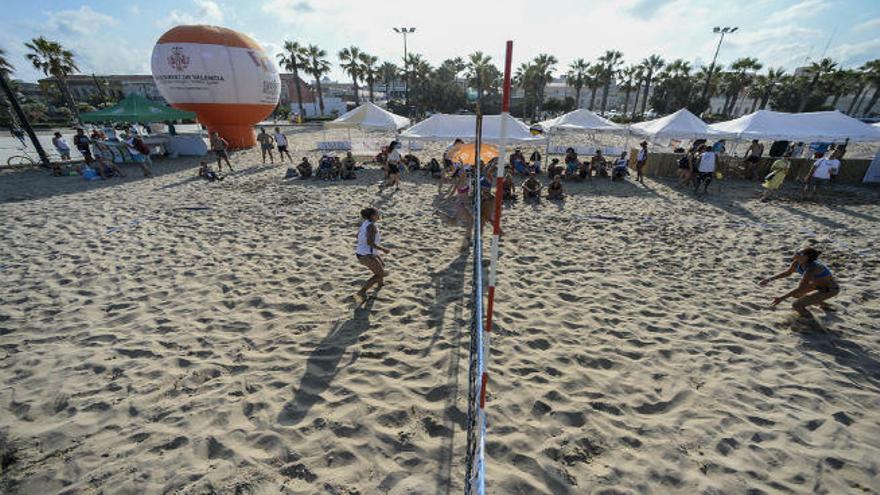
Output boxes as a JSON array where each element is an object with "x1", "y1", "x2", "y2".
[{"x1": 485, "y1": 41, "x2": 512, "y2": 335}]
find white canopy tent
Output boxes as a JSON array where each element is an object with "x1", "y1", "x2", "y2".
[
  {"x1": 399, "y1": 113, "x2": 545, "y2": 143},
  {"x1": 629, "y1": 108, "x2": 730, "y2": 141},
  {"x1": 538, "y1": 109, "x2": 623, "y2": 133},
  {"x1": 709, "y1": 110, "x2": 880, "y2": 142},
  {"x1": 325, "y1": 102, "x2": 410, "y2": 131}
]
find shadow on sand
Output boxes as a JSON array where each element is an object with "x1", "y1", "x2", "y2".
[{"x1": 277, "y1": 298, "x2": 375, "y2": 426}]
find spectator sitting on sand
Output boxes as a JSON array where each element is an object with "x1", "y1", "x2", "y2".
[
  {"x1": 296, "y1": 157, "x2": 312, "y2": 178},
  {"x1": 427, "y1": 158, "x2": 442, "y2": 178},
  {"x1": 522, "y1": 172, "x2": 542, "y2": 201},
  {"x1": 612, "y1": 152, "x2": 630, "y2": 181},
  {"x1": 340, "y1": 155, "x2": 356, "y2": 180},
  {"x1": 547, "y1": 158, "x2": 562, "y2": 178},
  {"x1": 591, "y1": 149, "x2": 608, "y2": 178},
  {"x1": 317, "y1": 155, "x2": 335, "y2": 180},
  {"x1": 577, "y1": 159, "x2": 590, "y2": 181},
  {"x1": 547, "y1": 174, "x2": 564, "y2": 200},
  {"x1": 502, "y1": 169, "x2": 516, "y2": 201},
  {"x1": 404, "y1": 153, "x2": 420, "y2": 172},
  {"x1": 342, "y1": 151, "x2": 357, "y2": 170},
  {"x1": 529, "y1": 150, "x2": 542, "y2": 174},
  {"x1": 510, "y1": 148, "x2": 527, "y2": 175},
  {"x1": 198, "y1": 161, "x2": 224, "y2": 182},
  {"x1": 760, "y1": 246, "x2": 839, "y2": 319},
  {"x1": 564, "y1": 147, "x2": 578, "y2": 177}
]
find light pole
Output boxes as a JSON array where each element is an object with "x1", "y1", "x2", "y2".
[
  {"x1": 393, "y1": 27, "x2": 415, "y2": 117},
  {"x1": 700, "y1": 26, "x2": 738, "y2": 106}
]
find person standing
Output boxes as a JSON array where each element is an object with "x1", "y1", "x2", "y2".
[
  {"x1": 383, "y1": 140, "x2": 402, "y2": 191},
  {"x1": 694, "y1": 145, "x2": 717, "y2": 195},
  {"x1": 804, "y1": 154, "x2": 839, "y2": 200},
  {"x1": 52, "y1": 132, "x2": 71, "y2": 161},
  {"x1": 274, "y1": 127, "x2": 292, "y2": 162},
  {"x1": 743, "y1": 139, "x2": 764, "y2": 180},
  {"x1": 210, "y1": 131, "x2": 233, "y2": 172},
  {"x1": 635, "y1": 141, "x2": 648, "y2": 183},
  {"x1": 355, "y1": 207, "x2": 389, "y2": 302},
  {"x1": 761, "y1": 152, "x2": 791, "y2": 201},
  {"x1": 73, "y1": 128, "x2": 93, "y2": 164},
  {"x1": 257, "y1": 127, "x2": 275, "y2": 164}
]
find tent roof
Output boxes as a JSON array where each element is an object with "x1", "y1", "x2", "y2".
[
  {"x1": 709, "y1": 110, "x2": 880, "y2": 142},
  {"x1": 629, "y1": 108, "x2": 728, "y2": 140},
  {"x1": 538, "y1": 109, "x2": 623, "y2": 133},
  {"x1": 324, "y1": 102, "x2": 410, "y2": 131},
  {"x1": 399, "y1": 113, "x2": 544, "y2": 142},
  {"x1": 81, "y1": 94, "x2": 196, "y2": 123}
]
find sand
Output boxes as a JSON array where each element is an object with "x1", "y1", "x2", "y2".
[{"x1": 1, "y1": 128, "x2": 880, "y2": 494}]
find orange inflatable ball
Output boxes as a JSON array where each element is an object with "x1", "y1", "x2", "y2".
[{"x1": 151, "y1": 25, "x2": 281, "y2": 149}]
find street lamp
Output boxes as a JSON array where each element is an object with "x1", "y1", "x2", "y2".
[
  {"x1": 700, "y1": 26, "x2": 738, "y2": 106},
  {"x1": 393, "y1": 27, "x2": 415, "y2": 117}
]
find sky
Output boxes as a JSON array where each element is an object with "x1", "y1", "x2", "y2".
[{"x1": 2, "y1": 0, "x2": 879, "y2": 83}]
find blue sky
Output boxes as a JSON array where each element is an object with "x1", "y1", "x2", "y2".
[{"x1": 2, "y1": 0, "x2": 879, "y2": 83}]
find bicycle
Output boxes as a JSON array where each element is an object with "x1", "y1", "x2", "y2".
[{"x1": 4, "y1": 146, "x2": 39, "y2": 170}]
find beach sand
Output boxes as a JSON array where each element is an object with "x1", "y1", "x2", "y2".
[{"x1": 1, "y1": 128, "x2": 880, "y2": 494}]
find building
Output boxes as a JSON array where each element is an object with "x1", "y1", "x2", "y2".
[{"x1": 38, "y1": 74, "x2": 164, "y2": 103}]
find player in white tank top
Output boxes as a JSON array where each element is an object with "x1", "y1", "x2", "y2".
[{"x1": 355, "y1": 207, "x2": 389, "y2": 302}]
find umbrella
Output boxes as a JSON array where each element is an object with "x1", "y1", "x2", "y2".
[
  {"x1": 448, "y1": 143, "x2": 499, "y2": 165},
  {"x1": 81, "y1": 94, "x2": 196, "y2": 123}
]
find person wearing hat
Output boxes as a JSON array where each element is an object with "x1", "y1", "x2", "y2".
[{"x1": 635, "y1": 141, "x2": 648, "y2": 183}]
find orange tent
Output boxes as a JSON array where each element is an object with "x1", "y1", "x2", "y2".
[{"x1": 447, "y1": 143, "x2": 499, "y2": 166}]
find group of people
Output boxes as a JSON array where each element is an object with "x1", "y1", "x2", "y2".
[
  {"x1": 50, "y1": 127, "x2": 152, "y2": 179},
  {"x1": 255, "y1": 127, "x2": 294, "y2": 164},
  {"x1": 284, "y1": 152, "x2": 360, "y2": 181},
  {"x1": 507, "y1": 141, "x2": 649, "y2": 184}
]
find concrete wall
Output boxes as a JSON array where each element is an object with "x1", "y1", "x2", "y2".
[{"x1": 639, "y1": 153, "x2": 871, "y2": 184}]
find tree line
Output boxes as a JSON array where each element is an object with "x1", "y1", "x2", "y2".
[{"x1": 2, "y1": 35, "x2": 880, "y2": 127}]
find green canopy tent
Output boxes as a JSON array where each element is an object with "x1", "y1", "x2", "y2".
[{"x1": 80, "y1": 94, "x2": 196, "y2": 123}]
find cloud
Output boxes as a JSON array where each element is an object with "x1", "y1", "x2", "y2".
[
  {"x1": 44, "y1": 6, "x2": 116, "y2": 36},
  {"x1": 853, "y1": 17, "x2": 880, "y2": 33},
  {"x1": 159, "y1": 0, "x2": 224, "y2": 28},
  {"x1": 827, "y1": 39, "x2": 880, "y2": 68},
  {"x1": 626, "y1": 0, "x2": 680, "y2": 20},
  {"x1": 262, "y1": 0, "x2": 316, "y2": 15},
  {"x1": 766, "y1": 0, "x2": 830, "y2": 24}
]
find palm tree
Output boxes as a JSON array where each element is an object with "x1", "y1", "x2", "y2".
[
  {"x1": 759, "y1": 67, "x2": 786, "y2": 110},
  {"x1": 0, "y1": 47, "x2": 13, "y2": 77},
  {"x1": 277, "y1": 40, "x2": 307, "y2": 117},
  {"x1": 25, "y1": 36, "x2": 81, "y2": 124},
  {"x1": 514, "y1": 62, "x2": 537, "y2": 118},
  {"x1": 724, "y1": 57, "x2": 762, "y2": 115},
  {"x1": 466, "y1": 51, "x2": 494, "y2": 105},
  {"x1": 630, "y1": 66, "x2": 644, "y2": 119},
  {"x1": 638, "y1": 54, "x2": 665, "y2": 116},
  {"x1": 406, "y1": 54, "x2": 433, "y2": 116},
  {"x1": 846, "y1": 68, "x2": 868, "y2": 115},
  {"x1": 358, "y1": 53, "x2": 378, "y2": 103},
  {"x1": 304, "y1": 44, "x2": 330, "y2": 115},
  {"x1": 858, "y1": 59, "x2": 880, "y2": 115},
  {"x1": 532, "y1": 53, "x2": 557, "y2": 117},
  {"x1": 379, "y1": 62, "x2": 398, "y2": 100},
  {"x1": 598, "y1": 50, "x2": 623, "y2": 115},
  {"x1": 797, "y1": 57, "x2": 836, "y2": 112},
  {"x1": 825, "y1": 69, "x2": 851, "y2": 109},
  {"x1": 565, "y1": 58, "x2": 589, "y2": 109},
  {"x1": 338, "y1": 46, "x2": 364, "y2": 104},
  {"x1": 618, "y1": 65, "x2": 638, "y2": 116},
  {"x1": 585, "y1": 64, "x2": 604, "y2": 111},
  {"x1": 1, "y1": 47, "x2": 19, "y2": 126}
]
